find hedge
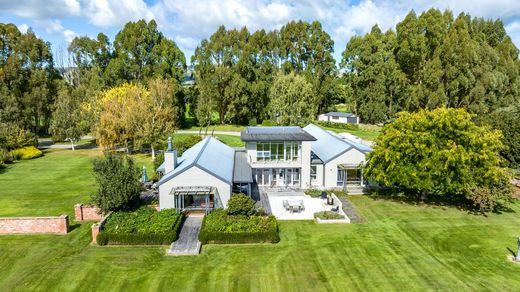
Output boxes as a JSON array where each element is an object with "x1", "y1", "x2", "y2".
[
  {"x1": 97, "y1": 207, "x2": 185, "y2": 246},
  {"x1": 317, "y1": 121, "x2": 359, "y2": 131},
  {"x1": 198, "y1": 210, "x2": 279, "y2": 244}
]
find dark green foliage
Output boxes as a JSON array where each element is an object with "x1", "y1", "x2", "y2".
[
  {"x1": 0, "y1": 23, "x2": 60, "y2": 135},
  {"x1": 97, "y1": 207, "x2": 184, "y2": 246},
  {"x1": 198, "y1": 209, "x2": 279, "y2": 244},
  {"x1": 365, "y1": 108, "x2": 513, "y2": 211},
  {"x1": 479, "y1": 109, "x2": 520, "y2": 168},
  {"x1": 304, "y1": 188, "x2": 322, "y2": 197},
  {"x1": 226, "y1": 193, "x2": 256, "y2": 216},
  {"x1": 314, "y1": 211, "x2": 345, "y2": 220},
  {"x1": 341, "y1": 9, "x2": 519, "y2": 124},
  {"x1": 91, "y1": 151, "x2": 143, "y2": 213}
]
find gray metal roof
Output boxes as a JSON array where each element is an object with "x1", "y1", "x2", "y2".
[
  {"x1": 324, "y1": 112, "x2": 357, "y2": 118},
  {"x1": 241, "y1": 126, "x2": 316, "y2": 141},
  {"x1": 156, "y1": 137, "x2": 235, "y2": 187},
  {"x1": 303, "y1": 123, "x2": 372, "y2": 163},
  {"x1": 233, "y1": 150, "x2": 253, "y2": 183}
]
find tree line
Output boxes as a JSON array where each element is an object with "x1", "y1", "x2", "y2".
[{"x1": 1, "y1": 9, "x2": 519, "y2": 167}]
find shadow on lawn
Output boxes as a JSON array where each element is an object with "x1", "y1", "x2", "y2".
[
  {"x1": 366, "y1": 187, "x2": 516, "y2": 216},
  {"x1": 68, "y1": 223, "x2": 82, "y2": 233}
]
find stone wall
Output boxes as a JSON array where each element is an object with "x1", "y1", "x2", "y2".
[
  {"x1": 0, "y1": 215, "x2": 69, "y2": 234},
  {"x1": 74, "y1": 204, "x2": 104, "y2": 221}
]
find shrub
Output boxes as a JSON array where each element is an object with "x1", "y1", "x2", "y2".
[
  {"x1": 317, "y1": 121, "x2": 360, "y2": 131},
  {"x1": 172, "y1": 135, "x2": 202, "y2": 155},
  {"x1": 199, "y1": 209, "x2": 279, "y2": 244},
  {"x1": 314, "y1": 211, "x2": 345, "y2": 220},
  {"x1": 91, "y1": 151, "x2": 142, "y2": 213},
  {"x1": 248, "y1": 118, "x2": 257, "y2": 126},
  {"x1": 227, "y1": 193, "x2": 256, "y2": 216},
  {"x1": 11, "y1": 146, "x2": 43, "y2": 160},
  {"x1": 305, "y1": 188, "x2": 322, "y2": 197},
  {"x1": 97, "y1": 207, "x2": 184, "y2": 245},
  {"x1": 261, "y1": 119, "x2": 276, "y2": 126}
]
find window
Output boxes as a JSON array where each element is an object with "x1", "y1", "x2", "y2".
[
  {"x1": 337, "y1": 168, "x2": 345, "y2": 186},
  {"x1": 332, "y1": 116, "x2": 339, "y2": 120},
  {"x1": 256, "y1": 142, "x2": 301, "y2": 162},
  {"x1": 310, "y1": 165, "x2": 317, "y2": 181}
]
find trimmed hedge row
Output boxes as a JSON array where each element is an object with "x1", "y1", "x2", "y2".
[
  {"x1": 198, "y1": 210, "x2": 280, "y2": 244},
  {"x1": 317, "y1": 121, "x2": 359, "y2": 131},
  {"x1": 11, "y1": 146, "x2": 43, "y2": 160},
  {"x1": 97, "y1": 208, "x2": 185, "y2": 246}
]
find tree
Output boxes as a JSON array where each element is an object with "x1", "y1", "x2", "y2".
[
  {"x1": 365, "y1": 108, "x2": 513, "y2": 211},
  {"x1": 0, "y1": 23, "x2": 60, "y2": 134},
  {"x1": 91, "y1": 151, "x2": 142, "y2": 212},
  {"x1": 92, "y1": 83, "x2": 146, "y2": 150},
  {"x1": 478, "y1": 108, "x2": 520, "y2": 168},
  {"x1": 106, "y1": 19, "x2": 185, "y2": 85},
  {"x1": 135, "y1": 78, "x2": 182, "y2": 160},
  {"x1": 268, "y1": 72, "x2": 316, "y2": 126},
  {"x1": 49, "y1": 81, "x2": 88, "y2": 150}
]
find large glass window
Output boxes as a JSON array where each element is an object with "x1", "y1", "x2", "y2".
[
  {"x1": 337, "y1": 168, "x2": 345, "y2": 186},
  {"x1": 310, "y1": 165, "x2": 317, "y2": 181},
  {"x1": 256, "y1": 141, "x2": 301, "y2": 162}
]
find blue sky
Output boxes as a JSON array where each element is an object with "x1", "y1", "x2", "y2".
[{"x1": 1, "y1": 0, "x2": 519, "y2": 64}]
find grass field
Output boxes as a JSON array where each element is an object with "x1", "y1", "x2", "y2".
[
  {"x1": 1, "y1": 150, "x2": 520, "y2": 291},
  {"x1": 318, "y1": 124, "x2": 382, "y2": 141}
]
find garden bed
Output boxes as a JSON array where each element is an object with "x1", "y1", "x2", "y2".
[
  {"x1": 96, "y1": 207, "x2": 184, "y2": 245},
  {"x1": 198, "y1": 209, "x2": 279, "y2": 244}
]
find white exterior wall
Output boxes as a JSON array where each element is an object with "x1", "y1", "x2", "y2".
[
  {"x1": 159, "y1": 166, "x2": 232, "y2": 210},
  {"x1": 323, "y1": 148, "x2": 367, "y2": 188},
  {"x1": 317, "y1": 114, "x2": 359, "y2": 124},
  {"x1": 300, "y1": 141, "x2": 312, "y2": 187}
]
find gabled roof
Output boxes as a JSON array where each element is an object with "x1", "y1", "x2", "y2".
[
  {"x1": 303, "y1": 124, "x2": 372, "y2": 163},
  {"x1": 324, "y1": 112, "x2": 357, "y2": 118},
  {"x1": 241, "y1": 126, "x2": 316, "y2": 141},
  {"x1": 156, "y1": 137, "x2": 235, "y2": 186}
]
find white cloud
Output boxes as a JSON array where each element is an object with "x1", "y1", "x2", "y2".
[
  {"x1": 17, "y1": 24, "x2": 29, "y2": 34},
  {"x1": 63, "y1": 29, "x2": 77, "y2": 43},
  {"x1": 84, "y1": 0, "x2": 155, "y2": 27},
  {"x1": 0, "y1": 0, "x2": 80, "y2": 18},
  {"x1": 35, "y1": 20, "x2": 64, "y2": 34}
]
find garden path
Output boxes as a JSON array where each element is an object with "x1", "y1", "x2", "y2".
[{"x1": 167, "y1": 215, "x2": 203, "y2": 256}]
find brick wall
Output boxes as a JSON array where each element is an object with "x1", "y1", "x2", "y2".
[
  {"x1": 0, "y1": 215, "x2": 69, "y2": 234},
  {"x1": 91, "y1": 212, "x2": 112, "y2": 244},
  {"x1": 74, "y1": 204, "x2": 104, "y2": 221}
]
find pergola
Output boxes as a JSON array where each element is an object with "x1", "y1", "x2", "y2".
[
  {"x1": 168, "y1": 186, "x2": 217, "y2": 213},
  {"x1": 337, "y1": 163, "x2": 364, "y2": 186}
]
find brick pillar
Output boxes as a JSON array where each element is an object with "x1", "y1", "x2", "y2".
[
  {"x1": 59, "y1": 215, "x2": 69, "y2": 234},
  {"x1": 91, "y1": 223, "x2": 100, "y2": 244},
  {"x1": 74, "y1": 204, "x2": 83, "y2": 221}
]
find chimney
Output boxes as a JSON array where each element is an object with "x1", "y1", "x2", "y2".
[{"x1": 164, "y1": 137, "x2": 178, "y2": 174}]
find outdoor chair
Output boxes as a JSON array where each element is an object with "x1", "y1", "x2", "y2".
[
  {"x1": 331, "y1": 206, "x2": 339, "y2": 212},
  {"x1": 320, "y1": 191, "x2": 327, "y2": 200},
  {"x1": 283, "y1": 200, "x2": 289, "y2": 211}
]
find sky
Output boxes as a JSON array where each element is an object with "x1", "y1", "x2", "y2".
[{"x1": 1, "y1": 0, "x2": 519, "y2": 64}]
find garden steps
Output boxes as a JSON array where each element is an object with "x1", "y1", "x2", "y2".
[{"x1": 167, "y1": 215, "x2": 203, "y2": 256}]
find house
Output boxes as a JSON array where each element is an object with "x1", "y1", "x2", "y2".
[
  {"x1": 303, "y1": 124, "x2": 371, "y2": 188},
  {"x1": 156, "y1": 136, "x2": 253, "y2": 212},
  {"x1": 157, "y1": 124, "x2": 371, "y2": 212},
  {"x1": 317, "y1": 112, "x2": 359, "y2": 124}
]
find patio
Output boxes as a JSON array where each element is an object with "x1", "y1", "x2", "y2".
[{"x1": 266, "y1": 190, "x2": 344, "y2": 220}]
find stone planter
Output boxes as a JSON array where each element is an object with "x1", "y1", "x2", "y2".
[{"x1": 315, "y1": 217, "x2": 351, "y2": 224}]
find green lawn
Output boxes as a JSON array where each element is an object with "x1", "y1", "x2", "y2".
[
  {"x1": 0, "y1": 149, "x2": 153, "y2": 217},
  {"x1": 1, "y1": 150, "x2": 520, "y2": 291}
]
